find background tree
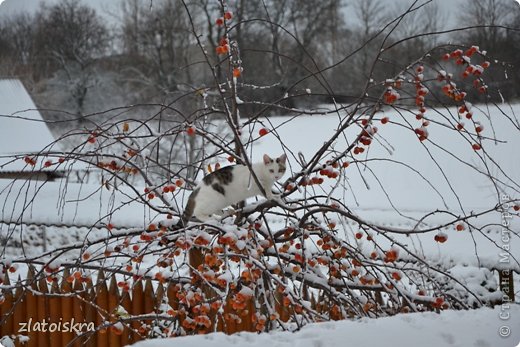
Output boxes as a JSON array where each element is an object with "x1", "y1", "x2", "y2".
[{"x1": 32, "y1": 0, "x2": 110, "y2": 117}]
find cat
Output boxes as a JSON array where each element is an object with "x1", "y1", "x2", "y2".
[{"x1": 178, "y1": 153, "x2": 287, "y2": 226}]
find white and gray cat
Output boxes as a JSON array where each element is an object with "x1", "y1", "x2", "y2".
[{"x1": 178, "y1": 154, "x2": 287, "y2": 226}]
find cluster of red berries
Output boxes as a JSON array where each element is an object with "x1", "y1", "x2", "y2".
[
  {"x1": 215, "y1": 37, "x2": 229, "y2": 56},
  {"x1": 354, "y1": 122, "x2": 377, "y2": 154},
  {"x1": 145, "y1": 180, "x2": 183, "y2": 199},
  {"x1": 441, "y1": 82, "x2": 466, "y2": 102},
  {"x1": 215, "y1": 11, "x2": 233, "y2": 26},
  {"x1": 23, "y1": 156, "x2": 36, "y2": 166},
  {"x1": 383, "y1": 87, "x2": 400, "y2": 104},
  {"x1": 434, "y1": 231, "x2": 448, "y2": 243},
  {"x1": 97, "y1": 160, "x2": 138, "y2": 174},
  {"x1": 442, "y1": 46, "x2": 490, "y2": 94},
  {"x1": 413, "y1": 65, "x2": 431, "y2": 142}
]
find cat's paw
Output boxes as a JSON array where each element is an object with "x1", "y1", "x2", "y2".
[{"x1": 270, "y1": 194, "x2": 283, "y2": 204}]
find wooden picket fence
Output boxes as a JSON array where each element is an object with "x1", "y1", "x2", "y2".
[{"x1": 0, "y1": 265, "x2": 291, "y2": 347}]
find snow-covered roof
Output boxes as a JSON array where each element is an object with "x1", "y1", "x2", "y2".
[{"x1": 0, "y1": 79, "x2": 59, "y2": 170}]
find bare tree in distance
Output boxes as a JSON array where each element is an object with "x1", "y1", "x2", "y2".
[{"x1": 32, "y1": 0, "x2": 110, "y2": 117}]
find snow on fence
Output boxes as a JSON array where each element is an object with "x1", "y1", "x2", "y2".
[{"x1": 0, "y1": 265, "x2": 294, "y2": 347}]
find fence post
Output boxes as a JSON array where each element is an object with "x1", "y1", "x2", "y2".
[
  {"x1": 120, "y1": 288, "x2": 132, "y2": 346},
  {"x1": 108, "y1": 275, "x2": 121, "y2": 347},
  {"x1": 96, "y1": 270, "x2": 109, "y2": 347},
  {"x1": 131, "y1": 279, "x2": 144, "y2": 342},
  {"x1": 36, "y1": 276, "x2": 49, "y2": 347},
  {"x1": 61, "y1": 269, "x2": 74, "y2": 346},
  {"x1": 13, "y1": 278, "x2": 26, "y2": 347},
  {"x1": 25, "y1": 267, "x2": 39, "y2": 347},
  {"x1": 84, "y1": 280, "x2": 96, "y2": 347},
  {"x1": 48, "y1": 280, "x2": 61, "y2": 347},
  {"x1": 72, "y1": 277, "x2": 85, "y2": 347},
  {"x1": 0, "y1": 273, "x2": 14, "y2": 341},
  {"x1": 143, "y1": 278, "x2": 155, "y2": 335}
]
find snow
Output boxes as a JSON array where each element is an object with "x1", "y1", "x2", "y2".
[
  {"x1": 250, "y1": 103, "x2": 520, "y2": 218},
  {"x1": 0, "y1": 79, "x2": 59, "y2": 170},
  {"x1": 131, "y1": 305, "x2": 520, "y2": 347},
  {"x1": 0, "y1": 179, "x2": 152, "y2": 228}
]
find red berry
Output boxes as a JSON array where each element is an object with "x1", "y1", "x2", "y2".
[
  {"x1": 224, "y1": 11, "x2": 233, "y2": 20},
  {"x1": 215, "y1": 17, "x2": 224, "y2": 26},
  {"x1": 148, "y1": 193, "x2": 155, "y2": 200},
  {"x1": 442, "y1": 53, "x2": 450, "y2": 61},
  {"x1": 456, "y1": 224, "x2": 465, "y2": 231},
  {"x1": 434, "y1": 233, "x2": 447, "y2": 243},
  {"x1": 381, "y1": 117, "x2": 389, "y2": 124},
  {"x1": 472, "y1": 143, "x2": 481, "y2": 151},
  {"x1": 259, "y1": 128, "x2": 268, "y2": 137},
  {"x1": 186, "y1": 126, "x2": 196, "y2": 136},
  {"x1": 513, "y1": 205, "x2": 520, "y2": 211},
  {"x1": 355, "y1": 232, "x2": 363, "y2": 239},
  {"x1": 435, "y1": 297, "x2": 445, "y2": 306},
  {"x1": 391, "y1": 272, "x2": 401, "y2": 281},
  {"x1": 87, "y1": 136, "x2": 96, "y2": 143},
  {"x1": 481, "y1": 61, "x2": 490, "y2": 68},
  {"x1": 175, "y1": 179, "x2": 184, "y2": 187},
  {"x1": 44, "y1": 160, "x2": 52, "y2": 167}
]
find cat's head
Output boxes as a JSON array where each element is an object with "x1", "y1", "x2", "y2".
[{"x1": 263, "y1": 154, "x2": 287, "y2": 180}]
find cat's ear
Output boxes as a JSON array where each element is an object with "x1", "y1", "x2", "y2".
[
  {"x1": 263, "y1": 154, "x2": 273, "y2": 165},
  {"x1": 278, "y1": 153, "x2": 287, "y2": 163}
]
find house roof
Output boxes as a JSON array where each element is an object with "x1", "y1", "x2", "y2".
[{"x1": 0, "y1": 79, "x2": 60, "y2": 171}]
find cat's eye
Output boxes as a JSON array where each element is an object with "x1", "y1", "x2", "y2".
[
  {"x1": 278, "y1": 169, "x2": 284, "y2": 173},
  {"x1": 269, "y1": 169, "x2": 275, "y2": 173}
]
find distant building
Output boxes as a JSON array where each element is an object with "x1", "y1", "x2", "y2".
[{"x1": 0, "y1": 78, "x2": 63, "y2": 181}]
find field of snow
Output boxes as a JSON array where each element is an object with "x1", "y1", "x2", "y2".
[
  {"x1": 250, "y1": 103, "x2": 520, "y2": 214},
  {"x1": 132, "y1": 305, "x2": 520, "y2": 347}
]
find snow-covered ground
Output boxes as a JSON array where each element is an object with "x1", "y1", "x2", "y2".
[{"x1": 132, "y1": 305, "x2": 520, "y2": 347}]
